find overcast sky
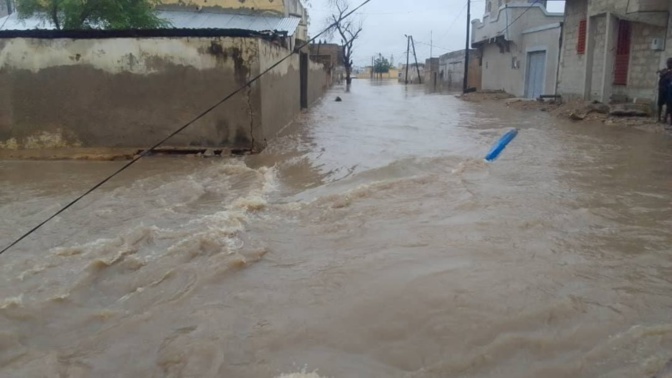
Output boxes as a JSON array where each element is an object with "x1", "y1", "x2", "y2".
[{"x1": 306, "y1": 0, "x2": 565, "y2": 67}]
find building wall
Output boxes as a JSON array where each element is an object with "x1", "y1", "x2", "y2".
[
  {"x1": 557, "y1": 0, "x2": 589, "y2": 98},
  {"x1": 473, "y1": 1, "x2": 562, "y2": 97},
  {"x1": 309, "y1": 43, "x2": 342, "y2": 70},
  {"x1": 558, "y1": 0, "x2": 670, "y2": 102},
  {"x1": 399, "y1": 65, "x2": 425, "y2": 84},
  {"x1": 257, "y1": 41, "x2": 327, "y2": 141},
  {"x1": 589, "y1": 15, "x2": 607, "y2": 100},
  {"x1": 523, "y1": 25, "x2": 562, "y2": 96},
  {"x1": 482, "y1": 43, "x2": 521, "y2": 93},
  {"x1": 0, "y1": 35, "x2": 327, "y2": 155},
  {"x1": 423, "y1": 57, "x2": 440, "y2": 85},
  {"x1": 438, "y1": 50, "x2": 481, "y2": 90},
  {"x1": 480, "y1": 24, "x2": 561, "y2": 97},
  {"x1": 473, "y1": 3, "x2": 563, "y2": 46},
  {"x1": 612, "y1": 21, "x2": 667, "y2": 101}
]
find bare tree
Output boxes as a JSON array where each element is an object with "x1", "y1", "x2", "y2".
[{"x1": 325, "y1": 0, "x2": 363, "y2": 85}]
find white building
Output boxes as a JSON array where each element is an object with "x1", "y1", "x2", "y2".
[
  {"x1": 557, "y1": 0, "x2": 672, "y2": 103},
  {"x1": 471, "y1": 0, "x2": 563, "y2": 98}
]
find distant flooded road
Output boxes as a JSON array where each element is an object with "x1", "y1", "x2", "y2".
[{"x1": 2, "y1": 80, "x2": 672, "y2": 377}]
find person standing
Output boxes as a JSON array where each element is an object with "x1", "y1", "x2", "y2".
[{"x1": 657, "y1": 58, "x2": 672, "y2": 123}]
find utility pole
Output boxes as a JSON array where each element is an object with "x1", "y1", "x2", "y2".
[
  {"x1": 463, "y1": 0, "x2": 471, "y2": 93},
  {"x1": 430, "y1": 30, "x2": 433, "y2": 58},
  {"x1": 405, "y1": 35, "x2": 410, "y2": 85},
  {"x1": 379, "y1": 53, "x2": 384, "y2": 79},
  {"x1": 410, "y1": 36, "x2": 422, "y2": 84},
  {"x1": 371, "y1": 56, "x2": 374, "y2": 79}
]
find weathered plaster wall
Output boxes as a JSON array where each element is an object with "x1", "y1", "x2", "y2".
[
  {"x1": 257, "y1": 39, "x2": 327, "y2": 144},
  {"x1": 522, "y1": 25, "x2": 562, "y2": 97},
  {"x1": 473, "y1": 0, "x2": 562, "y2": 98},
  {"x1": 438, "y1": 50, "x2": 481, "y2": 90},
  {"x1": 258, "y1": 40, "x2": 300, "y2": 146},
  {"x1": 611, "y1": 21, "x2": 667, "y2": 101},
  {"x1": 557, "y1": 0, "x2": 588, "y2": 99},
  {"x1": 0, "y1": 36, "x2": 263, "y2": 152},
  {"x1": 589, "y1": 15, "x2": 607, "y2": 100},
  {"x1": 307, "y1": 59, "x2": 328, "y2": 105},
  {"x1": 481, "y1": 43, "x2": 521, "y2": 94}
]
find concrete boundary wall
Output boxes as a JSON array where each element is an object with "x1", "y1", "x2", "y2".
[{"x1": 0, "y1": 34, "x2": 328, "y2": 158}]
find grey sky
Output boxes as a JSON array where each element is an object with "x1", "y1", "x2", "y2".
[{"x1": 307, "y1": 0, "x2": 566, "y2": 67}]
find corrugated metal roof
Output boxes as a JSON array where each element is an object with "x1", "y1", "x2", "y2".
[
  {"x1": 158, "y1": 11, "x2": 301, "y2": 35},
  {"x1": 0, "y1": 11, "x2": 301, "y2": 35}
]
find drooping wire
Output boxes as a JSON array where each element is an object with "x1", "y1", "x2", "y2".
[
  {"x1": 435, "y1": 1, "x2": 468, "y2": 42},
  {"x1": 0, "y1": 0, "x2": 373, "y2": 256}
]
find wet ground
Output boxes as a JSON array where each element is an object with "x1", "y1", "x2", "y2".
[{"x1": 1, "y1": 80, "x2": 672, "y2": 377}]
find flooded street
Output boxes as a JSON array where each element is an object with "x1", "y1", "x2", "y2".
[{"x1": 2, "y1": 80, "x2": 672, "y2": 377}]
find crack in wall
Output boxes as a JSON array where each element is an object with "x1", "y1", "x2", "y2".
[{"x1": 245, "y1": 84, "x2": 256, "y2": 152}]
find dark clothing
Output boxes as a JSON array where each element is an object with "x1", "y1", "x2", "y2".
[{"x1": 659, "y1": 69, "x2": 672, "y2": 106}]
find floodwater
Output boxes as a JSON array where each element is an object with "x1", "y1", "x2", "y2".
[{"x1": 1, "y1": 80, "x2": 672, "y2": 378}]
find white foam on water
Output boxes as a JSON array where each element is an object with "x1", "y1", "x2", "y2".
[
  {"x1": 275, "y1": 370, "x2": 327, "y2": 378},
  {"x1": 0, "y1": 294, "x2": 23, "y2": 309}
]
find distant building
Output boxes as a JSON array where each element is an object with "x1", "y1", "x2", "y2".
[
  {"x1": 437, "y1": 49, "x2": 482, "y2": 90},
  {"x1": 309, "y1": 42, "x2": 344, "y2": 84},
  {"x1": 357, "y1": 66, "x2": 399, "y2": 80},
  {"x1": 557, "y1": 0, "x2": 672, "y2": 104},
  {"x1": 399, "y1": 63, "x2": 425, "y2": 84},
  {"x1": 424, "y1": 58, "x2": 440, "y2": 87},
  {"x1": 471, "y1": 0, "x2": 563, "y2": 98},
  {"x1": 309, "y1": 43, "x2": 342, "y2": 69}
]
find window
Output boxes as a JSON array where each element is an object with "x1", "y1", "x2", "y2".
[
  {"x1": 614, "y1": 20, "x2": 631, "y2": 86},
  {"x1": 577, "y1": 19, "x2": 587, "y2": 54}
]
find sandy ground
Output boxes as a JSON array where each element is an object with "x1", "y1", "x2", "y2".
[{"x1": 459, "y1": 91, "x2": 672, "y2": 134}]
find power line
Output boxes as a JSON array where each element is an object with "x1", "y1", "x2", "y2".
[
  {"x1": 436, "y1": 1, "x2": 468, "y2": 41},
  {"x1": 0, "y1": 0, "x2": 374, "y2": 256},
  {"x1": 415, "y1": 40, "x2": 452, "y2": 52},
  {"x1": 312, "y1": 6, "x2": 455, "y2": 16}
]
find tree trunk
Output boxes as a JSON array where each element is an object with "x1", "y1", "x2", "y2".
[{"x1": 345, "y1": 66, "x2": 352, "y2": 85}]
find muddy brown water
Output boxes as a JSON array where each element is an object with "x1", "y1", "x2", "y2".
[{"x1": 1, "y1": 80, "x2": 672, "y2": 378}]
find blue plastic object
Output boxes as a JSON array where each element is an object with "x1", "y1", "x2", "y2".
[{"x1": 485, "y1": 128, "x2": 518, "y2": 162}]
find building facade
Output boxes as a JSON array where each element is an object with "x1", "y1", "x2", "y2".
[
  {"x1": 557, "y1": 0, "x2": 671, "y2": 104},
  {"x1": 0, "y1": 1, "x2": 328, "y2": 157},
  {"x1": 472, "y1": 1, "x2": 563, "y2": 98},
  {"x1": 399, "y1": 64, "x2": 425, "y2": 84}
]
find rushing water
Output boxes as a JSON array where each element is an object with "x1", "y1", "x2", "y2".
[{"x1": 1, "y1": 80, "x2": 672, "y2": 378}]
